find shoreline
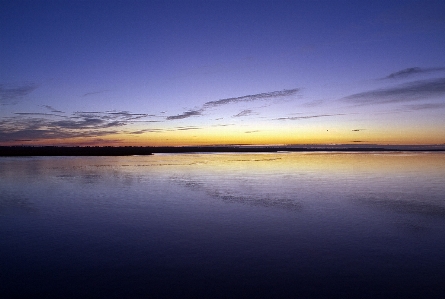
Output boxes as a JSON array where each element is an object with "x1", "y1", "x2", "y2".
[{"x1": 1, "y1": 145, "x2": 445, "y2": 156}]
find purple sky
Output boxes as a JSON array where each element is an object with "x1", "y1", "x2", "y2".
[{"x1": 1, "y1": 0, "x2": 445, "y2": 146}]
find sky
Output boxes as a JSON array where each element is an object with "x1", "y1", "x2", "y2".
[{"x1": 1, "y1": 0, "x2": 445, "y2": 146}]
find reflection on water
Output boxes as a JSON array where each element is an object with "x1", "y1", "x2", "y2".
[
  {"x1": 170, "y1": 173, "x2": 302, "y2": 210},
  {"x1": 0, "y1": 191, "x2": 34, "y2": 213},
  {"x1": 1, "y1": 153, "x2": 445, "y2": 298},
  {"x1": 353, "y1": 191, "x2": 445, "y2": 218}
]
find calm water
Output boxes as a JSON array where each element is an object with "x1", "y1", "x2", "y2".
[{"x1": 1, "y1": 152, "x2": 445, "y2": 298}]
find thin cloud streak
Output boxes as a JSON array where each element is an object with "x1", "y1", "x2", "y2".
[
  {"x1": 403, "y1": 103, "x2": 445, "y2": 111},
  {"x1": 302, "y1": 99, "x2": 324, "y2": 108},
  {"x1": 42, "y1": 105, "x2": 64, "y2": 113},
  {"x1": 233, "y1": 109, "x2": 254, "y2": 117},
  {"x1": 0, "y1": 83, "x2": 38, "y2": 105},
  {"x1": 74, "y1": 111, "x2": 151, "y2": 121},
  {"x1": 204, "y1": 88, "x2": 299, "y2": 108},
  {"x1": 342, "y1": 78, "x2": 445, "y2": 105},
  {"x1": 82, "y1": 90, "x2": 108, "y2": 97},
  {"x1": 275, "y1": 113, "x2": 345, "y2": 121},
  {"x1": 166, "y1": 88, "x2": 300, "y2": 121},
  {"x1": 166, "y1": 110, "x2": 203, "y2": 120},
  {"x1": 174, "y1": 126, "x2": 201, "y2": 131},
  {"x1": 15, "y1": 112, "x2": 60, "y2": 116},
  {"x1": 384, "y1": 67, "x2": 445, "y2": 79}
]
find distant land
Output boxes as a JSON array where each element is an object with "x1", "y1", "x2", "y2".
[{"x1": 1, "y1": 145, "x2": 445, "y2": 156}]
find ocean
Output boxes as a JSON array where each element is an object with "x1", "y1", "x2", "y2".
[{"x1": 1, "y1": 152, "x2": 445, "y2": 298}]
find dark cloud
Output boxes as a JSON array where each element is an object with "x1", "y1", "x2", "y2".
[
  {"x1": 51, "y1": 118, "x2": 125, "y2": 130},
  {"x1": 0, "y1": 113, "x2": 123, "y2": 142},
  {"x1": 384, "y1": 67, "x2": 445, "y2": 79},
  {"x1": 352, "y1": 129, "x2": 366, "y2": 132},
  {"x1": 0, "y1": 127, "x2": 120, "y2": 142},
  {"x1": 0, "y1": 83, "x2": 38, "y2": 105},
  {"x1": 128, "y1": 129, "x2": 151, "y2": 134},
  {"x1": 275, "y1": 113, "x2": 345, "y2": 121},
  {"x1": 0, "y1": 109, "x2": 159, "y2": 143},
  {"x1": 0, "y1": 117, "x2": 47, "y2": 131},
  {"x1": 342, "y1": 78, "x2": 445, "y2": 105},
  {"x1": 204, "y1": 88, "x2": 299, "y2": 108},
  {"x1": 166, "y1": 110, "x2": 202, "y2": 120}
]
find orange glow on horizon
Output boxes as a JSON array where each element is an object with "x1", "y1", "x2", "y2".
[{"x1": 4, "y1": 127, "x2": 444, "y2": 147}]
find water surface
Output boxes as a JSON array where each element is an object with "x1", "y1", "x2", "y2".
[{"x1": 1, "y1": 152, "x2": 445, "y2": 298}]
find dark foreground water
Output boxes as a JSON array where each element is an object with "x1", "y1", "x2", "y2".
[{"x1": 1, "y1": 152, "x2": 445, "y2": 298}]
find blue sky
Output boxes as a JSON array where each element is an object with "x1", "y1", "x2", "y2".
[{"x1": 1, "y1": 0, "x2": 445, "y2": 146}]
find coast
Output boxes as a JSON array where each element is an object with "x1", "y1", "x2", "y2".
[{"x1": 1, "y1": 145, "x2": 445, "y2": 156}]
